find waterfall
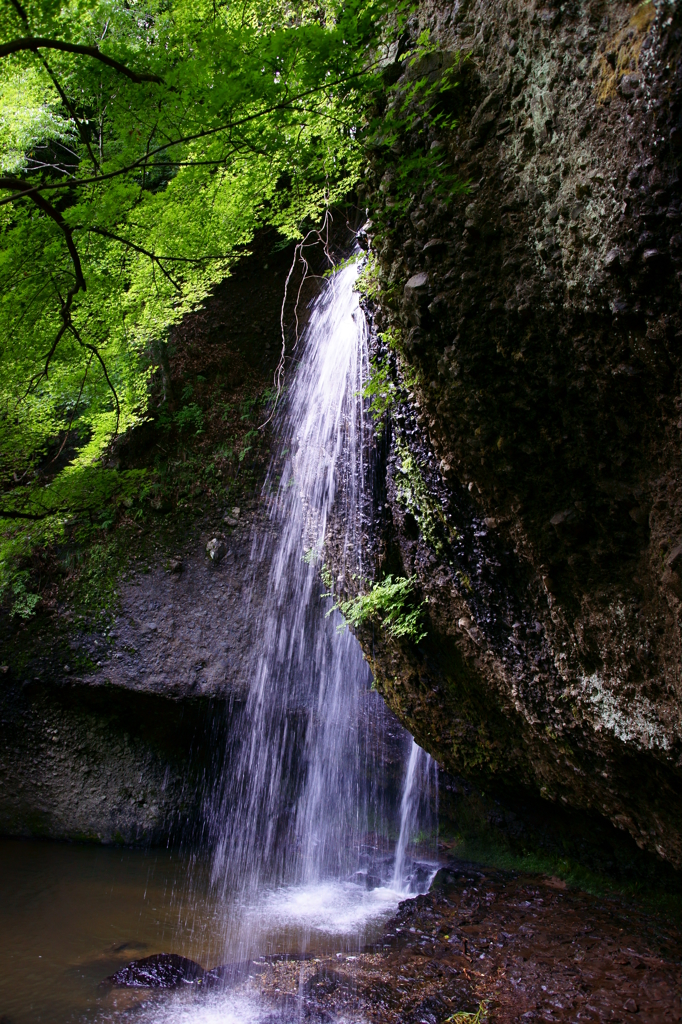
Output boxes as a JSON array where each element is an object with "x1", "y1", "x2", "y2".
[
  {"x1": 392, "y1": 740, "x2": 437, "y2": 893},
  {"x1": 180, "y1": 261, "x2": 436, "y2": 1003}
]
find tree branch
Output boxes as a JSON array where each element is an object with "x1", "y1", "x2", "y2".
[
  {"x1": 37, "y1": 52, "x2": 100, "y2": 171},
  {"x1": 259, "y1": 209, "x2": 334, "y2": 431},
  {"x1": 82, "y1": 225, "x2": 231, "y2": 264},
  {"x1": 0, "y1": 177, "x2": 86, "y2": 291},
  {"x1": 0, "y1": 64, "x2": 381, "y2": 204},
  {"x1": 0, "y1": 506, "x2": 58, "y2": 521},
  {"x1": 67, "y1": 321, "x2": 121, "y2": 436},
  {"x1": 0, "y1": 38, "x2": 163, "y2": 83},
  {"x1": 49, "y1": 353, "x2": 93, "y2": 463},
  {"x1": 84, "y1": 225, "x2": 181, "y2": 290},
  {"x1": 22, "y1": 279, "x2": 79, "y2": 396}
]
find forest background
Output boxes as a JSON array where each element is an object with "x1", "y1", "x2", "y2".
[{"x1": 0, "y1": 0, "x2": 459, "y2": 615}]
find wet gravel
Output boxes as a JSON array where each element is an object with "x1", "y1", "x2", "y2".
[{"x1": 253, "y1": 865, "x2": 681, "y2": 1023}]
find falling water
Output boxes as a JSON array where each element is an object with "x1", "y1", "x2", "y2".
[
  {"x1": 392, "y1": 740, "x2": 437, "y2": 892},
  {"x1": 125, "y1": 261, "x2": 438, "y2": 1021},
  {"x1": 209, "y1": 263, "x2": 377, "y2": 911}
]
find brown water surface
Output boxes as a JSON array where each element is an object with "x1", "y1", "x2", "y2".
[
  {"x1": 0, "y1": 837, "x2": 409, "y2": 1023},
  {"x1": 0, "y1": 838, "x2": 225, "y2": 1023}
]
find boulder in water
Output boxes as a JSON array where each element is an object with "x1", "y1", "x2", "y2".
[{"x1": 106, "y1": 953, "x2": 207, "y2": 988}]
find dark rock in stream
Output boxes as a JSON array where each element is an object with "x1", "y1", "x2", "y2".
[
  {"x1": 106, "y1": 953, "x2": 208, "y2": 988},
  {"x1": 106, "y1": 952, "x2": 312, "y2": 992}
]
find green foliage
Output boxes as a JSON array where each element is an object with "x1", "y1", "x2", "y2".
[
  {"x1": 3, "y1": 568, "x2": 40, "y2": 618},
  {"x1": 68, "y1": 539, "x2": 120, "y2": 624},
  {"x1": 355, "y1": 251, "x2": 382, "y2": 301},
  {"x1": 362, "y1": 354, "x2": 397, "y2": 434},
  {"x1": 302, "y1": 543, "x2": 322, "y2": 566},
  {"x1": 0, "y1": 465, "x2": 145, "y2": 586},
  {"x1": 319, "y1": 562, "x2": 334, "y2": 593},
  {"x1": 394, "y1": 439, "x2": 458, "y2": 554},
  {"x1": 367, "y1": 33, "x2": 469, "y2": 222},
  {"x1": 0, "y1": 0, "x2": 408, "y2": 600},
  {"x1": 174, "y1": 402, "x2": 204, "y2": 435},
  {"x1": 336, "y1": 573, "x2": 427, "y2": 642},
  {"x1": 323, "y1": 251, "x2": 362, "y2": 278},
  {"x1": 445, "y1": 1003, "x2": 487, "y2": 1024}
]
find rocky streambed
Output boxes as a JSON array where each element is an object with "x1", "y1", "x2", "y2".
[{"x1": 101, "y1": 865, "x2": 681, "y2": 1023}]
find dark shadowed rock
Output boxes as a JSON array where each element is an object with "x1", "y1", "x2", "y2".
[
  {"x1": 329, "y1": 0, "x2": 682, "y2": 872},
  {"x1": 206, "y1": 536, "x2": 227, "y2": 562},
  {"x1": 106, "y1": 953, "x2": 207, "y2": 988},
  {"x1": 404, "y1": 272, "x2": 429, "y2": 300}
]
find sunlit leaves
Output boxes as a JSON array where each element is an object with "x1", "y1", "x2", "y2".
[{"x1": 0, "y1": 0, "x2": 397, "y2": 592}]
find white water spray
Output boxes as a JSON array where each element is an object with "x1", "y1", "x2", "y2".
[
  {"x1": 392, "y1": 740, "x2": 437, "y2": 892},
  {"x1": 128, "y1": 261, "x2": 438, "y2": 1022}
]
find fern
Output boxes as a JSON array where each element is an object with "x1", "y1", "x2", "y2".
[{"x1": 337, "y1": 574, "x2": 427, "y2": 642}]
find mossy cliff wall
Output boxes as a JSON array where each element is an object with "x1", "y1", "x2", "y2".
[
  {"x1": 0, "y1": 239, "x2": 296, "y2": 845},
  {"x1": 348, "y1": 0, "x2": 682, "y2": 869}
]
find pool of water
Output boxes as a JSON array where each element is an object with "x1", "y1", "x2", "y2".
[{"x1": 0, "y1": 838, "x2": 426, "y2": 1023}]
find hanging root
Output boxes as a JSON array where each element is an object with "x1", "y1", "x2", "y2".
[{"x1": 259, "y1": 208, "x2": 334, "y2": 430}]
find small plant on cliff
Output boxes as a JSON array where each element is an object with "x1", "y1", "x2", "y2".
[
  {"x1": 2, "y1": 569, "x2": 40, "y2": 619},
  {"x1": 366, "y1": 32, "x2": 470, "y2": 226},
  {"x1": 394, "y1": 440, "x2": 458, "y2": 554},
  {"x1": 362, "y1": 355, "x2": 397, "y2": 434},
  {"x1": 336, "y1": 573, "x2": 427, "y2": 642},
  {"x1": 445, "y1": 1004, "x2": 488, "y2": 1024}
]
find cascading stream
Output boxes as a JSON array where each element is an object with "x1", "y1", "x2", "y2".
[
  {"x1": 392, "y1": 741, "x2": 437, "y2": 892},
  {"x1": 157, "y1": 260, "x2": 439, "y2": 1018},
  {"x1": 209, "y1": 264, "x2": 377, "y2": 910}
]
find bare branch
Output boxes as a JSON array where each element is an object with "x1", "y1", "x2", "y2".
[
  {"x1": 0, "y1": 38, "x2": 163, "y2": 83},
  {"x1": 259, "y1": 208, "x2": 334, "y2": 431},
  {"x1": 0, "y1": 176, "x2": 86, "y2": 291},
  {"x1": 67, "y1": 321, "x2": 121, "y2": 436},
  {"x1": 84, "y1": 225, "x2": 181, "y2": 292}
]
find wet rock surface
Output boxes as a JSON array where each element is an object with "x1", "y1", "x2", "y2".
[
  {"x1": 103, "y1": 870, "x2": 681, "y2": 1022},
  {"x1": 252, "y1": 868, "x2": 682, "y2": 1022},
  {"x1": 85, "y1": 508, "x2": 271, "y2": 701},
  {"x1": 106, "y1": 953, "x2": 209, "y2": 988},
  {"x1": 349, "y1": 0, "x2": 682, "y2": 869},
  {"x1": 0, "y1": 508, "x2": 274, "y2": 843}
]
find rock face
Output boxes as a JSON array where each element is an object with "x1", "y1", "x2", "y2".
[
  {"x1": 0, "y1": 511, "x2": 273, "y2": 843},
  {"x1": 0, "y1": 231, "x2": 309, "y2": 846},
  {"x1": 107, "y1": 953, "x2": 208, "y2": 988},
  {"x1": 352, "y1": 0, "x2": 682, "y2": 868}
]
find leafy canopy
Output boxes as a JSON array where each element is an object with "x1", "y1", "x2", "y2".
[{"x1": 0, "y1": 0, "x2": 402, "y2": 594}]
